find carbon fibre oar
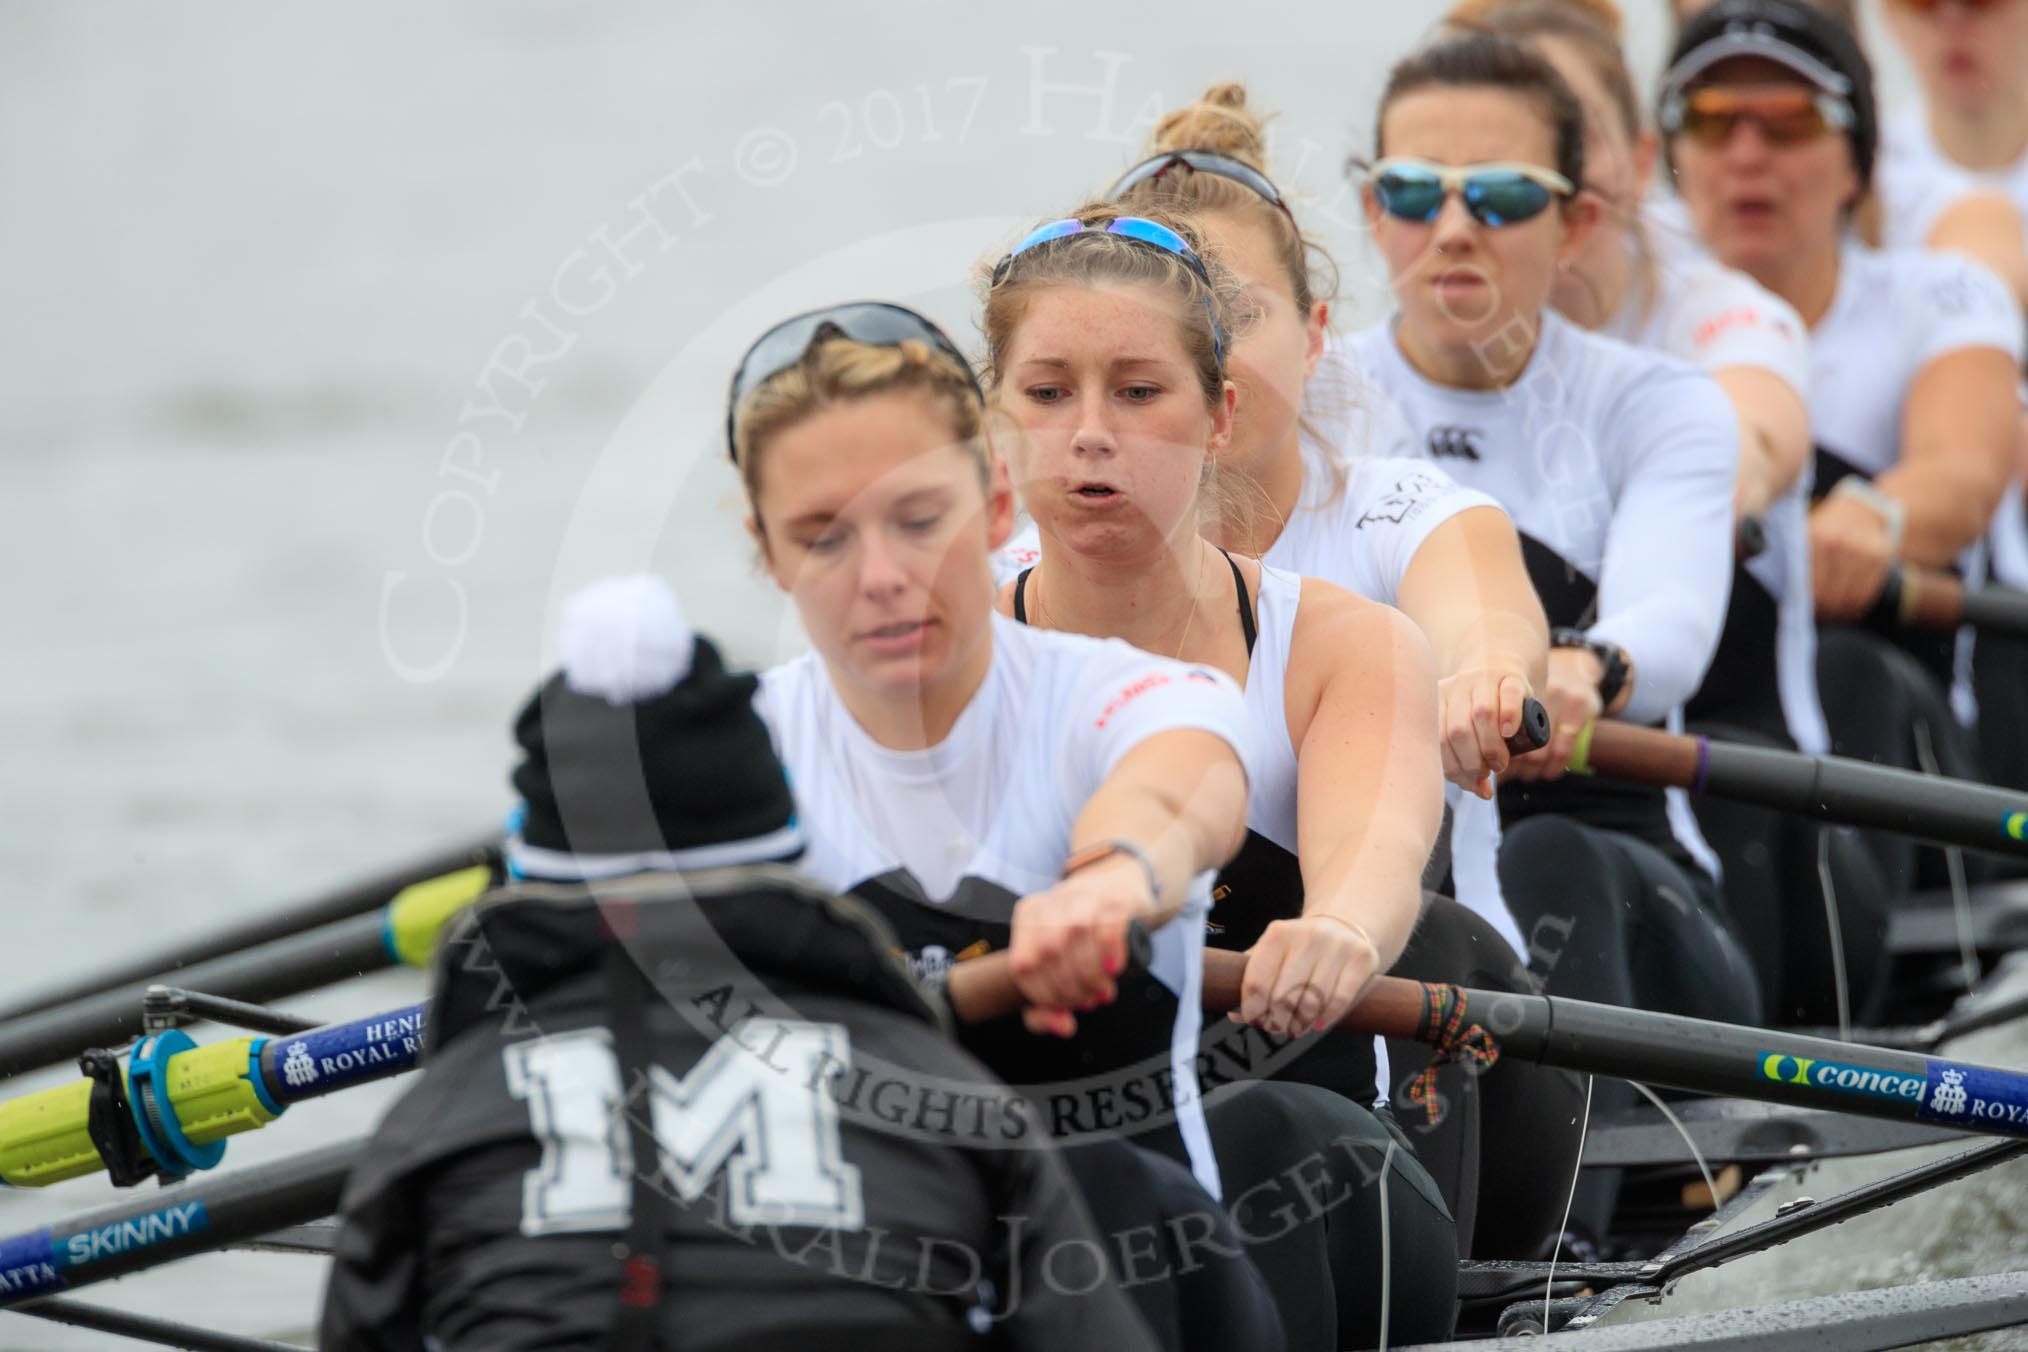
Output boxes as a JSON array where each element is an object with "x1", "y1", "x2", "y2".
[
  {"x1": 1871, "y1": 566, "x2": 2028, "y2": 640},
  {"x1": 0, "y1": 862, "x2": 492, "y2": 1080},
  {"x1": 0, "y1": 1142, "x2": 359, "y2": 1309},
  {"x1": 948, "y1": 953, "x2": 2028, "y2": 1141},
  {"x1": 0, "y1": 835, "x2": 499, "y2": 1027},
  {"x1": 1566, "y1": 720, "x2": 2028, "y2": 860}
]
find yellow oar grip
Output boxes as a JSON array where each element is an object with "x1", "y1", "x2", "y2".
[
  {"x1": 0, "y1": 1037, "x2": 278, "y2": 1187},
  {"x1": 384, "y1": 863, "x2": 492, "y2": 967},
  {"x1": 0, "y1": 1080, "x2": 98, "y2": 1186},
  {"x1": 1566, "y1": 721, "x2": 1599, "y2": 776},
  {"x1": 168, "y1": 1037, "x2": 280, "y2": 1146}
]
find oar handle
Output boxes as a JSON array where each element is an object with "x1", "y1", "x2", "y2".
[
  {"x1": 943, "y1": 920, "x2": 1154, "y2": 1024},
  {"x1": 1870, "y1": 566, "x2": 2028, "y2": 638},
  {"x1": 1736, "y1": 513, "x2": 1768, "y2": 562},
  {"x1": 1506, "y1": 696, "x2": 1551, "y2": 757},
  {"x1": 945, "y1": 928, "x2": 1429, "y2": 1038}
]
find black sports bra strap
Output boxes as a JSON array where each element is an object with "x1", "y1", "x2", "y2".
[
  {"x1": 1016, "y1": 557, "x2": 1254, "y2": 656},
  {"x1": 1221, "y1": 549, "x2": 1257, "y2": 657}
]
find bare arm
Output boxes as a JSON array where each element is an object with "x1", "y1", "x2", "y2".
[
  {"x1": 1393, "y1": 505, "x2": 1548, "y2": 798},
  {"x1": 1011, "y1": 728, "x2": 1247, "y2": 1036},
  {"x1": 1929, "y1": 192, "x2": 2028, "y2": 309},
  {"x1": 1714, "y1": 365, "x2": 1811, "y2": 520},
  {"x1": 1883, "y1": 346, "x2": 2021, "y2": 564},
  {"x1": 1233, "y1": 589, "x2": 1443, "y2": 1035}
]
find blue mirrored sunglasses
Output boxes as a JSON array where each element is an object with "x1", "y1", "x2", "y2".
[
  {"x1": 1368, "y1": 159, "x2": 1576, "y2": 228},
  {"x1": 989, "y1": 216, "x2": 1224, "y2": 365}
]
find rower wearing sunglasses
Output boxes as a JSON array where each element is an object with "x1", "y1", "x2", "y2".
[
  {"x1": 979, "y1": 201, "x2": 1460, "y2": 1350},
  {"x1": 1346, "y1": 30, "x2": 1761, "y2": 1256},
  {"x1": 724, "y1": 300, "x2": 1256, "y2": 1177},
  {"x1": 1456, "y1": 1, "x2": 1892, "y2": 1029},
  {"x1": 1050, "y1": 85, "x2": 1588, "y2": 1269},
  {"x1": 1663, "y1": 0, "x2": 2025, "y2": 895}
]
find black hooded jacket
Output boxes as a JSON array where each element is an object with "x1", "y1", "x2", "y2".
[{"x1": 318, "y1": 865, "x2": 1158, "y2": 1351}]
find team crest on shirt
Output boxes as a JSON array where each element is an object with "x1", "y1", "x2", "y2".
[{"x1": 1355, "y1": 471, "x2": 1445, "y2": 529}]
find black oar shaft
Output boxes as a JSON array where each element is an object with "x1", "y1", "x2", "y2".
[
  {"x1": 0, "y1": 835, "x2": 497, "y2": 1027},
  {"x1": 0, "y1": 1142, "x2": 359, "y2": 1308},
  {"x1": 1580, "y1": 722, "x2": 2028, "y2": 860},
  {"x1": 0, "y1": 913, "x2": 391, "y2": 1079}
]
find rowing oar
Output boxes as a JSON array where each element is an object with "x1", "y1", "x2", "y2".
[
  {"x1": 0, "y1": 858, "x2": 495, "y2": 1081},
  {"x1": 1565, "y1": 720, "x2": 2028, "y2": 861},
  {"x1": 945, "y1": 946, "x2": 2028, "y2": 1142},
  {"x1": 0, "y1": 1140, "x2": 361, "y2": 1309},
  {"x1": 0, "y1": 834, "x2": 499, "y2": 1028},
  {"x1": 1870, "y1": 565, "x2": 2028, "y2": 639},
  {"x1": 0, "y1": 1002, "x2": 426, "y2": 1187}
]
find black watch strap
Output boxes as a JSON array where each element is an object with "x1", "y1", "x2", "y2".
[{"x1": 1550, "y1": 627, "x2": 1629, "y2": 709}]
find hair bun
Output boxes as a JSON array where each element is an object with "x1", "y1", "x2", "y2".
[{"x1": 1147, "y1": 82, "x2": 1271, "y2": 171}]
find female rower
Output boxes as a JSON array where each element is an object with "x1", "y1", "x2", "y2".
[
  {"x1": 1663, "y1": 0, "x2": 2024, "y2": 888},
  {"x1": 1069, "y1": 87, "x2": 1585, "y2": 1264},
  {"x1": 1351, "y1": 30, "x2": 1760, "y2": 1248},
  {"x1": 978, "y1": 203, "x2": 1459, "y2": 1349},
  {"x1": 1458, "y1": 0, "x2": 1891, "y2": 1024},
  {"x1": 728, "y1": 301, "x2": 1247, "y2": 1182},
  {"x1": 1879, "y1": 0, "x2": 2028, "y2": 792},
  {"x1": 725, "y1": 303, "x2": 1293, "y2": 1347}
]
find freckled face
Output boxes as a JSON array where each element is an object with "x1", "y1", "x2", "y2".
[
  {"x1": 753, "y1": 391, "x2": 1011, "y2": 700},
  {"x1": 999, "y1": 282, "x2": 1232, "y2": 562}
]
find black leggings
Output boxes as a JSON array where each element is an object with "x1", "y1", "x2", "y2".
[
  {"x1": 1686, "y1": 721, "x2": 1896, "y2": 1028},
  {"x1": 1058, "y1": 1138, "x2": 1286, "y2": 1352},
  {"x1": 1175, "y1": 1081, "x2": 1459, "y2": 1352},
  {"x1": 1497, "y1": 817, "x2": 1760, "y2": 1243},
  {"x1": 1817, "y1": 626, "x2": 1989, "y2": 892}
]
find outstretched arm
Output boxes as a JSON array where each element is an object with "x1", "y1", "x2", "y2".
[
  {"x1": 1394, "y1": 505, "x2": 1548, "y2": 800},
  {"x1": 1235, "y1": 593, "x2": 1442, "y2": 1036}
]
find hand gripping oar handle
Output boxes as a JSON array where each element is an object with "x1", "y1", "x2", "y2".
[
  {"x1": 943, "y1": 920, "x2": 1154, "y2": 1025},
  {"x1": 1870, "y1": 566, "x2": 2028, "y2": 639},
  {"x1": 1506, "y1": 696, "x2": 1551, "y2": 757},
  {"x1": 1568, "y1": 720, "x2": 2028, "y2": 860}
]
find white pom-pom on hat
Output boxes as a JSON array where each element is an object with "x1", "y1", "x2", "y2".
[{"x1": 558, "y1": 574, "x2": 694, "y2": 706}]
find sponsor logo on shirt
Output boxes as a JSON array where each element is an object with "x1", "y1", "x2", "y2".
[
  {"x1": 1425, "y1": 426, "x2": 1481, "y2": 460},
  {"x1": 1693, "y1": 305, "x2": 1766, "y2": 349},
  {"x1": 1355, "y1": 471, "x2": 1446, "y2": 530},
  {"x1": 1096, "y1": 673, "x2": 1173, "y2": 728},
  {"x1": 1926, "y1": 272, "x2": 2005, "y2": 319}
]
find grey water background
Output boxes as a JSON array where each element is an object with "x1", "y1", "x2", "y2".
[{"x1": 0, "y1": 1, "x2": 2019, "y2": 1345}]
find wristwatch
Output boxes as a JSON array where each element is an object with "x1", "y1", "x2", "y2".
[
  {"x1": 1550, "y1": 628, "x2": 1630, "y2": 710},
  {"x1": 1062, "y1": 838, "x2": 1162, "y2": 911},
  {"x1": 1829, "y1": 476, "x2": 1907, "y2": 559}
]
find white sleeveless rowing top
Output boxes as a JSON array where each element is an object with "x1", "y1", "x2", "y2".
[
  {"x1": 1235, "y1": 561, "x2": 1392, "y2": 1104},
  {"x1": 1343, "y1": 309, "x2": 1737, "y2": 878},
  {"x1": 1604, "y1": 250, "x2": 1830, "y2": 755},
  {"x1": 754, "y1": 612, "x2": 1248, "y2": 1198}
]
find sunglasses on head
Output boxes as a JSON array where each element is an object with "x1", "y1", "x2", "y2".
[
  {"x1": 1660, "y1": 85, "x2": 1854, "y2": 147},
  {"x1": 989, "y1": 215, "x2": 1226, "y2": 365},
  {"x1": 1106, "y1": 149, "x2": 1298, "y2": 228},
  {"x1": 1367, "y1": 159, "x2": 1576, "y2": 227},
  {"x1": 725, "y1": 302, "x2": 982, "y2": 464}
]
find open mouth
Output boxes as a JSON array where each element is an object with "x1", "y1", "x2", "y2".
[{"x1": 1073, "y1": 483, "x2": 1120, "y2": 499}]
